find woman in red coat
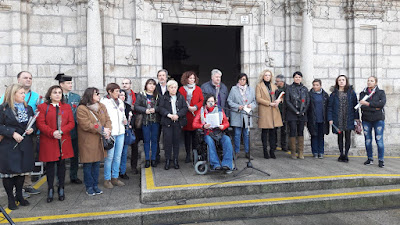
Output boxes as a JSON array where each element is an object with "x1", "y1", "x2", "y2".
[
  {"x1": 178, "y1": 71, "x2": 204, "y2": 163},
  {"x1": 37, "y1": 85, "x2": 75, "y2": 203}
]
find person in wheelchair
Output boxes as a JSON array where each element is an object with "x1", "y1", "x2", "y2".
[{"x1": 193, "y1": 94, "x2": 234, "y2": 173}]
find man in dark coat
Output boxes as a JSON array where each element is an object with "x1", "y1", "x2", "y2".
[
  {"x1": 200, "y1": 69, "x2": 230, "y2": 117},
  {"x1": 155, "y1": 69, "x2": 169, "y2": 164},
  {"x1": 275, "y1": 74, "x2": 288, "y2": 152}
]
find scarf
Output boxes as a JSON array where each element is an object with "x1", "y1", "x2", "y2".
[
  {"x1": 237, "y1": 83, "x2": 248, "y2": 104},
  {"x1": 87, "y1": 102, "x2": 100, "y2": 112},
  {"x1": 183, "y1": 84, "x2": 196, "y2": 104},
  {"x1": 15, "y1": 103, "x2": 29, "y2": 123}
]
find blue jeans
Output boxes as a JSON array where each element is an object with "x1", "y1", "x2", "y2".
[
  {"x1": 142, "y1": 122, "x2": 160, "y2": 161},
  {"x1": 120, "y1": 144, "x2": 129, "y2": 174},
  {"x1": 204, "y1": 134, "x2": 233, "y2": 170},
  {"x1": 234, "y1": 127, "x2": 249, "y2": 153},
  {"x1": 104, "y1": 134, "x2": 124, "y2": 180},
  {"x1": 83, "y1": 161, "x2": 100, "y2": 189},
  {"x1": 363, "y1": 120, "x2": 385, "y2": 161},
  {"x1": 311, "y1": 122, "x2": 325, "y2": 155}
]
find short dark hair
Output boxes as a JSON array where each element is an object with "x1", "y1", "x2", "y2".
[
  {"x1": 203, "y1": 94, "x2": 216, "y2": 106},
  {"x1": 144, "y1": 79, "x2": 158, "y2": 96},
  {"x1": 17, "y1": 71, "x2": 32, "y2": 79},
  {"x1": 44, "y1": 85, "x2": 64, "y2": 104},
  {"x1": 293, "y1": 71, "x2": 303, "y2": 77},
  {"x1": 80, "y1": 87, "x2": 99, "y2": 105},
  {"x1": 237, "y1": 73, "x2": 249, "y2": 86},
  {"x1": 106, "y1": 83, "x2": 120, "y2": 95},
  {"x1": 181, "y1": 71, "x2": 199, "y2": 86},
  {"x1": 312, "y1": 79, "x2": 322, "y2": 85}
]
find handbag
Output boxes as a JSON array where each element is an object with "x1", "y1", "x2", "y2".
[
  {"x1": 124, "y1": 126, "x2": 136, "y2": 145},
  {"x1": 88, "y1": 109, "x2": 114, "y2": 150},
  {"x1": 135, "y1": 113, "x2": 143, "y2": 129}
]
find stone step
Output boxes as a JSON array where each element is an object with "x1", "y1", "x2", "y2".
[
  {"x1": 15, "y1": 184, "x2": 400, "y2": 225},
  {"x1": 141, "y1": 167, "x2": 400, "y2": 202}
]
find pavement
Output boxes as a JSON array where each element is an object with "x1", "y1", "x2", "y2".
[{"x1": 1, "y1": 148, "x2": 400, "y2": 225}]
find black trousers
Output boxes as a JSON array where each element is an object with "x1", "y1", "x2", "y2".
[
  {"x1": 46, "y1": 160, "x2": 66, "y2": 189},
  {"x1": 279, "y1": 121, "x2": 288, "y2": 150},
  {"x1": 288, "y1": 121, "x2": 305, "y2": 137},
  {"x1": 163, "y1": 124, "x2": 182, "y2": 160},
  {"x1": 338, "y1": 130, "x2": 351, "y2": 155},
  {"x1": 131, "y1": 128, "x2": 143, "y2": 169},
  {"x1": 184, "y1": 130, "x2": 197, "y2": 155},
  {"x1": 156, "y1": 125, "x2": 163, "y2": 161},
  {"x1": 261, "y1": 128, "x2": 277, "y2": 151}
]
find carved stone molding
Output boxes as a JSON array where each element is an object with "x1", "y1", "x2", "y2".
[
  {"x1": 0, "y1": 3, "x2": 12, "y2": 11},
  {"x1": 345, "y1": 0, "x2": 388, "y2": 20}
]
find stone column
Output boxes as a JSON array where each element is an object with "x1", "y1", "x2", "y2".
[
  {"x1": 300, "y1": 0, "x2": 313, "y2": 88},
  {"x1": 87, "y1": 0, "x2": 104, "y2": 88}
]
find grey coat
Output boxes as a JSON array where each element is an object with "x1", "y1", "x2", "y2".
[{"x1": 227, "y1": 86, "x2": 257, "y2": 128}]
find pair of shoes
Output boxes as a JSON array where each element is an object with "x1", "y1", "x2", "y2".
[
  {"x1": 24, "y1": 186, "x2": 40, "y2": 195},
  {"x1": 222, "y1": 166, "x2": 230, "y2": 171},
  {"x1": 132, "y1": 168, "x2": 139, "y2": 174},
  {"x1": 8, "y1": 199, "x2": 18, "y2": 210},
  {"x1": 214, "y1": 166, "x2": 222, "y2": 170},
  {"x1": 343, "y1": 155, "x2": 349, "y2": 162},
  {"x1": 338, "y1": 155, "x2": 345, "y2": 162},
  {"x1": 103, "y1": 180, "x2": 114, "y2": 189},
  {"x1": 185, "y1": 154, "x2": 191, "y2": 163},
  {"x1": 23, "y1": 190, "x2": 30, "y2": 199},
  {"x1": 93, "y1": 186, "x2": 103, "y2": 195},
  {"x1": 225, "y1": 170, "x2": 233, "y2": 174},
  {"x1": 151, "y1": 160, "x2": 157, "y2": 167},
  {"x1": 58, "y1": 187, "x2": 65, "y2": 201},
  {"x1": 364, "y1": 159, "x2": 373, "y2": 165},
  {"x1": 111, "y1": 178, "x2": 125, "y2": 187},
  {"x1": 379, "y1": 160, "x2": 385, "y2": 168},
  {"x1": 86, "y1": 187, "x2": 95, "y2": 196},
  {"x1": 245, "y1": 153, "x2": 253, "y2": 160},
  {"x1": 119, "y1": 173, "x2": 129, "y2": 180},
  {"x1": 270, "y1": 150, "x2": 276, "y2": 159},
  {"x1": 71, "y1": 178, "x2": 82, "y2": 184},
  {"x1": 318, "y1": 154, "x2": 324, "y2": 159},
  {"x1": 47, "y1": 188, "x2": 54, "y2": 203},
  {"x1": 174, "y1": 159, "x2": 180, "y2": 169},
  {"x1": 145, "y1": 160, "x2": 150, "y2": 168},
  {"x1": 313, "y1": 154, "x2": 318, "y2": 159},
  {"x1": 164, "y1": 160, "x2": 170, "y2": 170}
]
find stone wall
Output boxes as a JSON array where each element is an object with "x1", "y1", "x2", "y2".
[{"x1": 0, "y1": 0, "x2": 399, "y2": 152}]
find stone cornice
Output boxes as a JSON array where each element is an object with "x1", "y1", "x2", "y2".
[{"x1": 0, "y1": 3, "x2": 12, "y2": 11}]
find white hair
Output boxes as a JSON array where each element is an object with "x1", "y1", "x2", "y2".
[
  {"x1": 166, "y1": 80, "x2": 178, "y2": 88},
  {"x1": 211, "y1": 69, "x2": 222, "y2": 78}
]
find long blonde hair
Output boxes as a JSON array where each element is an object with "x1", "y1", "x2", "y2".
[
  {"x1": 258, "y1": 69, "x2": 274, "y2": 84},
  {"x1": 2, "y1": 84, "x2": 27, "y2": 111}
]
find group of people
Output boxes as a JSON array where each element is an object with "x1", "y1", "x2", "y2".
[{"x1": 0, "y1": 69, "x2": 386, "y2": 211}]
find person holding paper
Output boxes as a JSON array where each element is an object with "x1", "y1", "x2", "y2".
[
  {"x1": 256, "y1": 70, "x2": 283, "y2": 159},
  {"x1": 228, "y1": 73, "x2": 256, "y2": 159},
  {"x1": 327, "y1": 75, "x2": 359, "y2": 163},
  {"x1": 193, "y1": 94, "x2": 233, "y2": 173},
  {"x1": 359, "y1": 76, "x2": 386, "y2": 168},
  {"x1": 0, "y1": 84, "x2": 35, "y2": 210}
]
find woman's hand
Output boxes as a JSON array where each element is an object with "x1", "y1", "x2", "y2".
[
  {"x1": 123, "y1": 119, "x2": 128, "y2": 125},
  {"x1": 238, "y1": 105, "x2": 244, "y2": 111},
  {"x1": 270, "y1": 102, "x2": 277, "y2": 107},
  {"x1": 189, "y1": 106, "x2": 197, "y2": 112},
  {"x1": 53, "y1": 130, "x2": 62, "y2": 139},
  {"x1": 218, "y1": 125, "x2": 224, "y2": 130},
  {"x1": 149, "y1": 108, "x2": 155, "y2": 114},
  {"x1": 13, "y1": 132, "x2": 24, "y2": 143},
  {"x1": 25, "y1": 128, "x2": 34, "y2": 135},
  {"x1": 171, "y1": 115, "x2": 179, "y2": 121},
  {"x1": 203, "y1": 123, "x2": 211, "y2": 129},
  {"x1": 360, "y1": 100, "x2": 370, "y2": 106},
  {"x1": 103, "y1": 128, "x2": 111, "y2": 137}
]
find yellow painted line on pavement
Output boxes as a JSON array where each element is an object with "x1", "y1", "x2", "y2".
[
  {"x1": 3, "y1": 188, "x2": 400, "y2": 223},
  {"x1": 145, "y1": 167, "x2": 400, "y2": 189}
]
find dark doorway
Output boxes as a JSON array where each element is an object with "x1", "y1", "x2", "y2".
[{"x1": 162, "y1": 23, "x2": 241, "y2": 89}]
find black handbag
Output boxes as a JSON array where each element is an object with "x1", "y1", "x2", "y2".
[
  {"x1": 102, "y1": 135, "x2": 115, "y2": 150},
  {"x1": 124, "y1": 126, "x2": 136, "y2": 145}
]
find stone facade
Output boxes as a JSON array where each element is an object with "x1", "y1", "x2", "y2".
[{"x1": 0, "y1": 0, "x2": 400, "y2": 152}]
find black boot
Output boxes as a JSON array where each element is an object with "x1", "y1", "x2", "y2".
[
  {"x1": 145, "y1": 160, "x2": 150, "y2": 168},
  {"x1": 151, "y1": 160, "x2": 157, "y2": 167},
  {"x1": 185, "y1": 153, "x2": 191, "y2": 163},
  {"x1": 47, "y1": 188, "x2": 54, "y2": 203},
  {"x1": 270, "y1": 149, "x2": 276, "y2": 159},
  {"x1": 14, "y1": 176, "x2": 29, "y2": 206},
  {"x1": 174, "y1": 159, "x2": 180, "y2": 169},
  {"x1": 3, "y1": 178, "x2": 17, "y2": 210},
  {"x1": 264, "y1": 149, "x2": 270, "y2": 159},
  {"x1": 164, "y1": 160, "x2": 170, "y2": 170},
  {"x1": 58, "y1": 187, "x2": 65, "y2": 201}
]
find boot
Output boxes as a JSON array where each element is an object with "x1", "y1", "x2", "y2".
[
  {"x1": 145, "y1": 160, "x2": 150, "y2": 168},
  {"x1": 14, "y1": 176, "x2": 29, "y2": 206},
  {"x1": 270, "y1": 149, "x2": 276, "y2": 159},
  {"x1": 164, "y1": 159, "x2": 170, "y2": 170},
  {"x1": 111, "y1": 178, "x2": 125, "y2": 187},
  {"x1": 3, "y1": 178, "x2": 17, "y2": 210},
  {"x1": 58, "y1": 187, "x2": 65, "y2": 201},
  {"x1": 185, "y1": 153, "x2": 191, "y2": 163},
  {"x1": 297, "y1": 136, "x2": 304, "y2": 159},
  {"x1": 289, "y1": 137, "x2": 297, "y2": 159},
  {"x1": 174, "y1": 159, "x2": 180, "y2": 169},
  {"x1": 103, "y1": 180, "x2": 114, "y2": 189},
  {"x1": 47, "y1": 188, "x2": 54, "y2": 203},
  {"x1": 151, "y1": 160, "x2": 157, "y2": 167},
  {"x1": 263, "y1": 148, "x2": 270, "y2": 159}
]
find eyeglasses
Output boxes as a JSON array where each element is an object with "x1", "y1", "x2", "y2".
[
  {"x1": 94, "y1": 93, "x2": 100, "y2": 96},
  {"x1": 239, "y1": 78, "x2": 247, "y2": 81},
  {"x1": 122, "y1": 83, "x2": 130, "y2": 85}
]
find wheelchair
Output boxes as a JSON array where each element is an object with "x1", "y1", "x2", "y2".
[{"x1": 192, "y1": 128, "x2": 236, "y2": 175}]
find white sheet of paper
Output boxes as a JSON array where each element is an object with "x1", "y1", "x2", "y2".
[
  {"x1": 205, "y1": 113, "x2": 220, "y2": 128},
  {"x1": 243, "y1": 106, "x2": 251, "y2": 114}
]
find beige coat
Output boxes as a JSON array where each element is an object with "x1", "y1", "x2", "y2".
[
  {"x1": 77, "y1": 103, "x2": 112, "y2": 163},
  {"x1": 256, "y1": 82, "x2": 283, "y2": 129}
]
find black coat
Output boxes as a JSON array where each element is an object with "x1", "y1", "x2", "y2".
[
  {"x1": 285, "y1": 82, "x2": 310, "y2": 122},
  {"x1": 359, "y1": 86, "x2": 386, "y2": 122},
  {"x1": 327, "y1": 86, "x2": 359, "y2": 134},
  {"x1": 307, "y1": 89, "x2": 330, "y2": 136},
  {"x1": 0, "y1": 105, "x2": 35, "y2": 174},
  {"x1": 158, "y1": 92, "x2": 188, "y2": 128},
  {"x1": 134, "y1": 92, "x2": 161, "y2": 126},
  {"x1": 277, "y1": 84, "x2": 287, "y2": 122}
]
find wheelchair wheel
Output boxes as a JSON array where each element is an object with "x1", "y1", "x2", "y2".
[
  {"x1": 195, "y1": 161, "x2": 209, "y2": 175},
  {"x1": 193, "y1": 149, "x2": 199, "y2": 165}
]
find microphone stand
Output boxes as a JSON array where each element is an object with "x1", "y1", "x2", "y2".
[
  {"x1": 218, "y1": 105, "x2": 270, "y2": 177},
  {"x1": 0, "y1": 206, "x2": 15, "y2": 225}
]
